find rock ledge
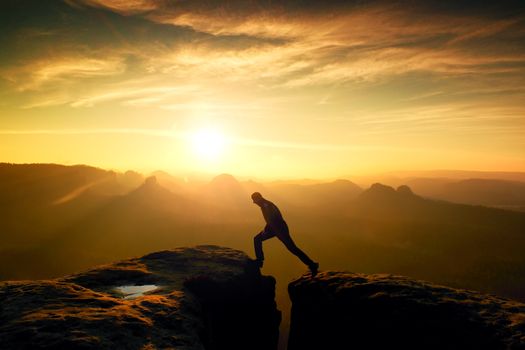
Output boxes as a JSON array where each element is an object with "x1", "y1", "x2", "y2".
[
  {"x1": 0, "y1": 246, "x2": 280, "y2": 350},
  {"x1": 288, "y1": 271, "x2": 525, "y2": 349}
]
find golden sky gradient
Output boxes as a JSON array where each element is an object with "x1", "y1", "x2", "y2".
[{"x1": 1, "y1": 0, "x2": 524, "y2": 178}]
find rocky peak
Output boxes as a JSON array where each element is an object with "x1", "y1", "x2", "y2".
[
  {"x1": 288, "y1": 271, "x2": 525, "y2": 349},
  {"x1": 360, "y1": 183, "x2": 397, "y2": 199},
  {"x1": 144, "y1": 175, "x2": 158, "y2": 186},
  {"x1": 4, "y1": 248, "x2": 524, "y2": 350},
  {"x1": 397, "y1": 184, "x2": 414, "y2": 196},
  {"x1": 210, "y1": 173, "x2": 239, "y2": 186},
  {"x1": 205, "y1": 174, "x2": 249, "y2": 208},
  {"x1": 0, "y1": 246, "x2": 280, "y2": 350}
]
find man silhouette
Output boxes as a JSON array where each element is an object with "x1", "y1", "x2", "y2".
[{"x1": 251, "y1": 192, "x2": 319, "y2": 275}]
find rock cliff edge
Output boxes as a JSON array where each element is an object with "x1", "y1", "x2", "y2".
[
  {"x1": 0, "y1": 246, "x2": 281, "y2": 350},
  {"x1": 288, "y1": 271, "x2": 525, "y2": 349}
]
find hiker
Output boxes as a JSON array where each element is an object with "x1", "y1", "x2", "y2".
[{"x1": 251, "y1": 192, "x2": 319, "y2": 275}]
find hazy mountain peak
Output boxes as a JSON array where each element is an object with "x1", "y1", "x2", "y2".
[
  {"x1": 210, "y1": 173, "x2": 239, "y2": 185},
  {"x1": 144, "y1": 176, "x2": 157, "y2": 186},
  {"x1": 396, "y1": 185, "x2": 414, "y2": 196},
  {"x1": 150, "y1": 170, "x2": 172, "y2": 177},
  {"x1": 327, "y1": 178, "x2": 360, "y2": 188},
  {"x1": 357, "y1": 183, "x2": 419, "y2": 205},
  {"x1": 131, "y1": 175, "x2": 174, "y2": 199},
  {"x1": 332, "y1": 179, "x2": 353, "y2": 184},
  {"x1": 368, "y1": 183, "x2": 397, "y2": 194},
  {"x1": 208, "y1": 173, "x2": 246, "y2": 197}
]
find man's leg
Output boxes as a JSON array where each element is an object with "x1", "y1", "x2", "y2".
[
  {"x1": 277, "y1": 231, "x2": 316, "y2": 268},
  {"x1": 253, "y1": 231, "x2": 265, "y2": 261},
  {"x1": 253, "y1": 229, "x2": 275, "y2": 266}
]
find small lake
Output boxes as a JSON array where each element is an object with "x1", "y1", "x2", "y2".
[{"x1": 115, "y1": 285, "x2": 159, "y2": 299}]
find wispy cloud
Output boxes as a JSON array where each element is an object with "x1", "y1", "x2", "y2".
[
  {"x1": 2, "y1": 57, "x2": 126, "y2": 92},
  {"x1": 5, "y1": 0, "x2": 524, "y2": 96},
  {"x1": 352, "y1": 103, "x2": 525, "y2": 137},
  {"x1": 1, "y1": 0, "x2": 524, "y2": 154},
  {"x1": 70, "y1": 84, "x2": 199, "y2": 107},
  {"x1": 68, "y1": 0, "x2": 157, "y2": 14}
]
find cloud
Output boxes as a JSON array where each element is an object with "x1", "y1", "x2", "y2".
[
  {"x1": 2, "y1": 57, "x2": 126, "y2": 91},
  {"x1": 69, "y1": 84, "x2": 198, "y2": 107},
  {"x1": 120, "y1": 1, "x2": 525, "y2": 90},
  {"x1": 351, "y1": 103, "x2": 525, "y2": 137},
  {"x1": 68, "y1": 0, "x2": 157, "y2": 14},
  {"x1": 1, "y1": 0, "x2": 524, "y2": 114}
]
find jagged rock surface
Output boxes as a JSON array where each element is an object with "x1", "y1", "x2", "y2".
[
  {"x1": 0, "y1": 246, "x2": 280, "y2": 350},
  {"x1": 288, "y1": 271, "x2": 525, "y2": 350}
]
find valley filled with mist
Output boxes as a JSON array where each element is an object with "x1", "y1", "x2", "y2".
[{"x1": 2, "y1": 162, "x2": 525, "y2": 346}]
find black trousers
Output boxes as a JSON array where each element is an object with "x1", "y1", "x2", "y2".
[{"x1": 253, "y1": 222, "x2": 315, "y2": 267}]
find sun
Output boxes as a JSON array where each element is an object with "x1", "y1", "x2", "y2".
[{"x1": 189, "y1": 128, "x2": 227, "y2": 160}]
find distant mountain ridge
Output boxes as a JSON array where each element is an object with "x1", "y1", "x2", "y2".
[
  {"x1": 380, "y1": 169, "x2": 525, "y2": 182},
  {"x1": 1, "y1": 163, "x2": 525, "y2": 306},
  {"x1": 352, "y1": 171, "x2": 525, "y2": 212},
  {"x1": 408, "y1": 178, "x2": 525, "y2": 211}
]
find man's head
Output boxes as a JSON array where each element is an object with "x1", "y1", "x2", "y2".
[{"x1": 251, "y1": 192, "x2": 264, "y2": 205}]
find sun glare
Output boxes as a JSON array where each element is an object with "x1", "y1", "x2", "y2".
[{"x1": 189, "y1": 128, "x2": 227, "y2": 160}]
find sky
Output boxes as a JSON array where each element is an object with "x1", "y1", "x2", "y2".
[{"x1": 1, "y1": 0, "x2": 524, "y2": 179}]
